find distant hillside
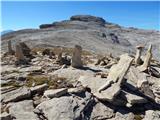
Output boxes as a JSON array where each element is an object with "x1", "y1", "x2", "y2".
[
  {"x1": 1, "y1": 15, "x2": 160, "y2": 60},
  {"x1": 1, "y1": 30, "x2": 14, "y2": 36}
]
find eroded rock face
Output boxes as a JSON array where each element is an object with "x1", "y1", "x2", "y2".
[
  {"x1": 71, "y1": 45, "x2": 83, "y2": 68},
  {"x1": 9, "y1": 100, "x2": 39, "y2": 120}
]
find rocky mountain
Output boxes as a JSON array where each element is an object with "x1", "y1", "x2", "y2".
[
  {"x1": 1, "y1": 15, "x2": 160, "y2": 60},
  {"x1": 1, "y1": 15, "x2": 160, "y2": 120}
]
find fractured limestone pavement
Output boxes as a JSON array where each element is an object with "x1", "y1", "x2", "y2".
[{"x1": 1, "y1": 43, "x2": 160, "y2": 120}]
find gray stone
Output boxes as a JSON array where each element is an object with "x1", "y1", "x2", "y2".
[
  {"x1": 9, "y1": 100, "x2": 39, "y2": 120},
  {"x1": 43, "y1": 88, "x2": 67, "y2": 98},
  {"x1": 143, "y1": 110, "x2": 160, "y2": 120},
  {"x1": 15, "y1": 44, "x2": 25, "y2": 61},
  {"x1": 30, "y1": 83, "x2": 48, "y2": 95},
  {"x1": 35, "y1": 95, "x2": 93, "y2": 120},
  {"x1": 0, "y1": 112, "x2": 12, "y2": 120},
  {"x1": 123, "y1": 91, "x2": 147, "y2": 106},
  {"x1": 138, "y1": 44, "x2": 152, "y2": 72},
  {"x1": 7, "y1": 40, "x2": 15, "y2": 55},
  {"x1": 111, "y1": 111, "x2": 135, "y2": 120},
  {"x1": 19, "y1": 66, "x2": 42, "y2": 73},
  {"x1": 98, "y1": 54, "x2": 133, "y2": 92},
  {"x1": 1, "y1": 87, "x2": 31, "y2": 103},
  {"x1": 90, "y1": 102, "x2": 115, "y2": 120}
]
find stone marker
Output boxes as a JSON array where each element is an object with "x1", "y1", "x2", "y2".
[
  {"x1": 71, "y1": 45, "x2": 83, "y2": 68},
  {"x1": 79, "y1": 54, "x2": 133, "y2": 102},
  {"x1": 134, "y1": 45, "x2": 144, "y2": 65},
  {"x1": 138, "y1": 44, "x2": 152, "y2": 72},
  {"x1": 98, "y1": 54, "x2": 133, "y2": 92},
  {"x1": 15, "y1": 44, "x2": 25, "y2": 61},
  {"x1": 7, "y1": 40, "x2": 15, "y2": 55}
]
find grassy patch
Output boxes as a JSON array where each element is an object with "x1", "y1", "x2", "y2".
[
  {"x1": 26, "y1": 75, "x2": 71, "y2": 89},
  {"x1": 31, "y1": 46, "x2": 93, "y2": 57},
  {"x1": 134, "y1": 114, "x2": 143, "y2": 120},
  {"x1": 1, "y1": 81, "x2": 22, "y2": 88}
]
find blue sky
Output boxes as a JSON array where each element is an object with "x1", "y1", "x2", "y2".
[{"x1": 1, "y1": 1, "x2": 160, "y2": 31}]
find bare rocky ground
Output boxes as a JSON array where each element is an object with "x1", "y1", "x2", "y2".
[{"x1": 1, "y1": 15, "x2": 160, "y2": 120}]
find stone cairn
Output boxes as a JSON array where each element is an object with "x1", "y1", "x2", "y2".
[
  {"x1": 71, "y1": 45, "x2": 83, "y2": 68},
  {"x1": 138, "y1": 44, "x2": 152, "y2": 72},
  {"x1": 15, "y1": 43, "x2": 28, "y2": 65},
  {"x1": 7, "y1": 40, "x2": 15, "y2": 55},
  {"x1": 134, "y1": 45, "x2": 144, "y2": 66}
]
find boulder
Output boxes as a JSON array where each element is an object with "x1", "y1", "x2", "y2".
[
  {"x1": 43, "y1": 88, "x2": 67, "y2": 98},
  {"x1": 90, "y1": 102, "x2": 115, "y2": 120},
  {"x1": 1, "y1": 87, "x2": 31, "y2": 103},
  {"x1": 35, "y1": 94, "x2": 94, "y2": 120},
  {"x1": 9, "y1": 100, "x2": 39, "y2": 120}
]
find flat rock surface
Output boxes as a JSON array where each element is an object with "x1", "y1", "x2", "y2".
[
  {"x1": 90, "y1": 102, "x2": 115, "y2": 120},
  {"x1": 9, "y1": 100, "x2": 39, "y2": 120},
  {"x1": 1, "y1": 87, "x2": 31, "y2": 103}
]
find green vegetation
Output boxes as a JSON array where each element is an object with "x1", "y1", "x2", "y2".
[
  {"x1": 1, "y1": 81, "x2": 22, "y2": 88},
  {"x1": 26, "y1": 75, "x2": 69, "y2": 89},
  {"x1": 134, "y1": 114, "x2": 143, "y2": 120}
]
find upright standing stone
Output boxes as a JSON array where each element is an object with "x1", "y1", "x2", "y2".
[
  {"x1": 15, "y1": 44, "x2": 25, "y2": 61},
  {"x1": 71, "y1": 45, "x2": 83, "y2": 68},
  {"x1": 134, "y1": 45, "x2": 144, "y2": 65},
  {"x1": 138, "y1": 44, "x2": 152, "y2": 72},
  {"x1": 7, "y1": 40, "x2": 15, "y2": 55}
]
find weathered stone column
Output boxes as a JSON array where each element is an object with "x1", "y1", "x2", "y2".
[
  {"x1": 15, "y1": 44, "x2": 25, "y2": 61},
  {"x1": 134, "y1": 45, "x2": 144, "y2": 65},
  {"x1": 71, "y1": 45, "x2": 83, "y2": 68},
  {"x1": 7, "y1": 40, "x2": 15, "y2": 55},
  {"x1": 138, "y1": 44, "x2": 152, "y2": 72}
]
